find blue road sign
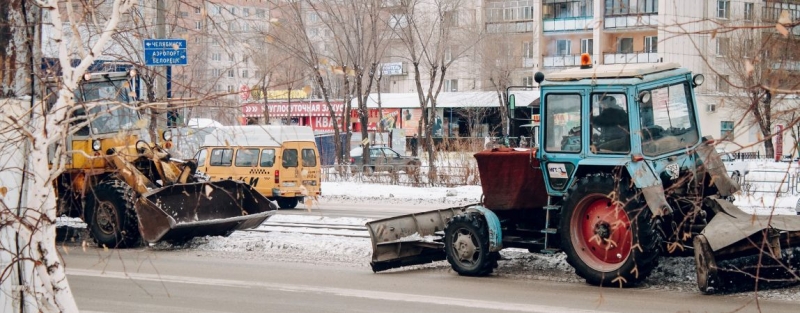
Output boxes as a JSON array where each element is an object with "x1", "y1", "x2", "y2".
[{"x1": 144, "y1": 39, "x2": 187, "y2": 66}]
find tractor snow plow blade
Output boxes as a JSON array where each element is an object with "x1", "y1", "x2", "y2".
[
  {"x1": 366, "y1": 206, "x2": 470, "y2": 272},
  {"x1": 135, "y1": 180, "x2": 277, "y2": 243},
  {"x1": 695, "y1": 197, "x2": 800, "y2": 293}
]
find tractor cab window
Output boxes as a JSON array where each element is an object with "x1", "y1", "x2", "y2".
[
  {"x1": 75, "y1": 78, "x2": 131, "y2": 103},
  {"x1": 640, "y1": 83, "x2": 699, "y2": 156},
  {"x1": 88, "y1": 104, "x2": 138, "y2": 134},
  {"x1": 590, "y1": 93, "x2": 630, "y2": 153},
  {"x1": 544, "y1": 94, "x2": 582, "y2": 153}
]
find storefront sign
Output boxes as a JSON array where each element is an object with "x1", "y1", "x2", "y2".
[{"x1": 241, "y1": 101, "x2": 344, "y2": 117}]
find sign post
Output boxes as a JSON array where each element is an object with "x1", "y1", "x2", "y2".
[{"x1": 144, "y1": 39, "x2": 187, "y2": 126}]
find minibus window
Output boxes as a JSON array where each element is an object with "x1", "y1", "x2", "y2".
[
  {"x1": 260, "y1": 149, "x2": 276, "y2": 167},
  {"x1": 235, "y1": 148, "x2": 259, "y2": 167},
  {"x1": 209, "y1": 148, "x2": 233, "y2": 166},
  {"x1": 282, "y1": 149, "x2": 298, "y2": 167},
  {"x1": 302, "y1": 149, "x2": 317, "y2": 167}
]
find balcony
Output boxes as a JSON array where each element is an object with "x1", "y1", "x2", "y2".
[
  {"x1": 762, "y1": 5, "x2": 800, "y2": 24},
  {"x1": 604, "y1": 14, "x2": 658, "y2": 30},
  {"x1": 544, "y1": 54, "x2": 582, "y2": 67},
  {"x1": 603, "y1": 52, "x2": 659, "y2": 64},
  {"x1": 543, "y1": 16, "x2": 594, "y2": 32}
]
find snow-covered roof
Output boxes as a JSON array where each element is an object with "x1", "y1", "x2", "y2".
[
  {"x1": 351, "y1": 90, "x2": 540, "y2": 109},
  {"x1": 545, "y1": 63, "x2": 683, "y2": 81},
  {"x1": 203, "y1": 125, "x2": 315, "y2": 147},
  {"x1": 188, "y1": 118, "x2": 224, "y2": 128}
]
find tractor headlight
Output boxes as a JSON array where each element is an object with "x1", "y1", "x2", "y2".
[
  {"x1": 162, "y1": 130, "x2": 173, "y2": 141},
  {"x1": 91, "y1": 140, "x2": 101, "y2": 151},
  {"x1": 693, "y1": 74, "x2": 705, "y2": 87}
]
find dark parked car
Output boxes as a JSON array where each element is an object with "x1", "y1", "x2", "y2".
[{"x1": 350, "y1": 146, "x2": 420, "y2": 174}]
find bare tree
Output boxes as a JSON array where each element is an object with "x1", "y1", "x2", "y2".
[
  {"x1": 266, "y1": 0, "x2": 348, "y2": 164},
  {"x1": 389, "y1": 0, "x2": 481, "y2": 180},
  {"x1": 307, "y1": 0, "x2": 391, "y2": 168},
  {"x1": 1, "y1": 2, "x2": 135, "y2": 312}
]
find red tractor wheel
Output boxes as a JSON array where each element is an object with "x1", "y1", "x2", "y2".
[{"x1": 560, "y1": 175, "x2": 662, "y2": 287}]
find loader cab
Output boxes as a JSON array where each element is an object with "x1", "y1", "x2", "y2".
[{"x1": 533, "y1": 60, "x2": 704, "y2": 196}]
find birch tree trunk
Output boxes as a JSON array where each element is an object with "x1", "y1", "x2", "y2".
[{"x1": 0, "y1": 1, "x2": 134, "y2": 312}]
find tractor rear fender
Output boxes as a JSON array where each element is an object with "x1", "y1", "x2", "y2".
[
  {"x1": 694, "y1": 143, "x2": 740, "y2": 196},
  {"x1": 625, "y1": 161, "x2": 671, "y2": 217},
  {"x1": 464, "y1": 206, "x2": 503, "y2": 252}
]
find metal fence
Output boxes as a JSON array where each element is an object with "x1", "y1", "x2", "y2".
[
  {"x1": 321, "y1": 164, "x2": 480, "y2": 187},
  {"x1": 739, "y1": 169, "x2": 800, "y2": 196}
]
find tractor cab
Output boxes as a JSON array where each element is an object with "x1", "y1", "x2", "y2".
[{"x1": 534, "y1": 61, "x2": 705, "y2": 197}]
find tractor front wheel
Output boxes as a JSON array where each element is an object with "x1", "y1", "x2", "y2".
[
  {"x1": 444, "y1": 213, "x2": 497, "y2": 276},
  {"x1": 560, "y1": 175, "x2": 662, "y2": 287},
  {"x1": 85, "y1": 180, "x2": 141, "y2": 248}
]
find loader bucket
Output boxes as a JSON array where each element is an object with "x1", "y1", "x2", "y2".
[
  {"x1": 134, "y1": 180, "x2": 277, "y2": 243},
  {"x1": 695, "y1": 197, "x2": 800, "y2": 293}
]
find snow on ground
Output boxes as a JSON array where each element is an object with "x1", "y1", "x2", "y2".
[
  {"x1": 170, "y1": 181, "x2": 800, "y2": 302},
  {"x1": 57, "y1": 165, "x2": 800, "y2": 301}
]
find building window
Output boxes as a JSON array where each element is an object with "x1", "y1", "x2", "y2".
[
  {"x1": 640, "y1": 0, "x2": 658, "y2": 13},
  {"x1": 228, "y1": 53, "x2": 235, "y2": 62},
  {"x1": 716, "y1": 37, "x2": 729, "y2": 56},
  {"x1": 227, "y1": 85, "x2": 234, "y2": 93},
  {"x1": 195, "y1": 21, "x2": 201, "y2": 30},
  {"x1": 444, "y1": 79, "x2": 458, "y2": 92},
  {"x1": 744, "y1": 2, "x2": 754, "y2": 21},
  {"x1": 230, "y1": 7, "x2": 236, "y2": 15},
  {"x1": 228, "y1": 70, "x2": 234, "y2": 78},
  {"x1": 256, "y1": 9, "x2": 266, "y2": 18},
  {"x1": 556, "y1": 40, "x2": 571, "y2": 55},
  {"x1": 618, "y1": 37, "x2": 633, "y2": 53},
  {"x1": 445, "y1": 10, "x2": 458, "y2": 27},
  {"x1": 522, "y1": 76, "x2": 534, "y2": 86},
  {"x1": 243, "y1": 56, "x2": 250, "y2": 63},
  {"x1": 308, "y1": 12, "x2": 318, "y2": 22},
  {"x1": 212, "y1": 69, "x2": 220, "y2": 77},
  {"x1": 644, "y1": 36, "x2": 657, "y2": 53},
  {"x1": 523, "y1": 41, "x2": 534, "y2": 58},
  {"x1": 242, "y1": 70, "x2": 249, "y2": 78},
  {"x1": 212, "y1": 5, "x2": 221, "y2": 15},
  {"x1": 213, "y1": 39, "x2": 220, "y2": 46},
  {"x1": 721, "y1": 121, "x2": 734, "y2": 139},
  {"x1": 195, "y1": 6, "x2": 201, "y2": 14},
  {"x1": 180, "y1": 11, "x2": 188, "y2": 17},
  {"x1": 444, "y1": 46, "x2": 453, "y2": 62},
  {"x1": 242, "y1": 23, "x2": 249, "y2": 32},
  {"x1": 717, "y1": 0, "x2": 730, "y2": 19},
  {"x1": 211, "y1": 53, "x2": 221, "y2": 61},
  {"x1": 581, "y1": 38, "x2": 593, "y2": 55},
  {"x1": 706, "y1": 103, "x2": 717, "y2": 113},
  {"x1": 522, "y1": 6, "x2": 533, "y2": 20},
  {"x1": 243, "y1": 8, "x2": 250, "y2": 17},
  {"x1": 717, "y1": 75, "x2": 729, "y2": 93}
]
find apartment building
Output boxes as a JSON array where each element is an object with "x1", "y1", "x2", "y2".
[{"x1": 530, "y1": 0, "x2": 799, "y2": 156}]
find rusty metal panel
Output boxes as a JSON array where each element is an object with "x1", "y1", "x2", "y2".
[
  {"x1": 695, "y1": 144, "x2": 740, "y2": 196},
  {"x1": 474, "y1": 148, "x2": 548, "y2": 211},
  {"x1": 702, "y1": 197, "x2": 800, "y2": 252},
  {"x1": 626, "y1": 160, "x2": 669, "y2": 215}
]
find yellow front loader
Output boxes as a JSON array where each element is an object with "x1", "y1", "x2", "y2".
[{"x1": 54, "y1": 71, "x2": 275, "y2": 247}]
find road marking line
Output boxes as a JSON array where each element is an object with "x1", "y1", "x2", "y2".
[{"x1": 67, "y1": 269, "x2": 617, "y2": 313}]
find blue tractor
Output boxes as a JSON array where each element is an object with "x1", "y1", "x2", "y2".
[{"x1": 366, "y1": 60, "x2": 800, "y2": 293}]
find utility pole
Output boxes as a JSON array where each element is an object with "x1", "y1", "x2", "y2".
[{"x1": 149, "y1": 0, "x2": 166, "y2": 139}]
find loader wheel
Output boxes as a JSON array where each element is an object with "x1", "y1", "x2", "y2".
[
  {"x1": 276, "y1": 197, "x2": 299, "y2": 209},
  {"x1": 85, "y1": 180, "x2": 141, "y2": 248},
  {"x1": 560, "y1": 175, "x2": 662, "y2": 287},
  {"x1": 693, "y1": 235, "x2": 720, "y2": 294},
  {"x1": 444, "y1": 213, "x2": 497, "y2": 276}
]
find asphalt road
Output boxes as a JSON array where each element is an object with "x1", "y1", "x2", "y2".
[{"x1": 62, "y1": 245, "x2": 799, "y2": 313}]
